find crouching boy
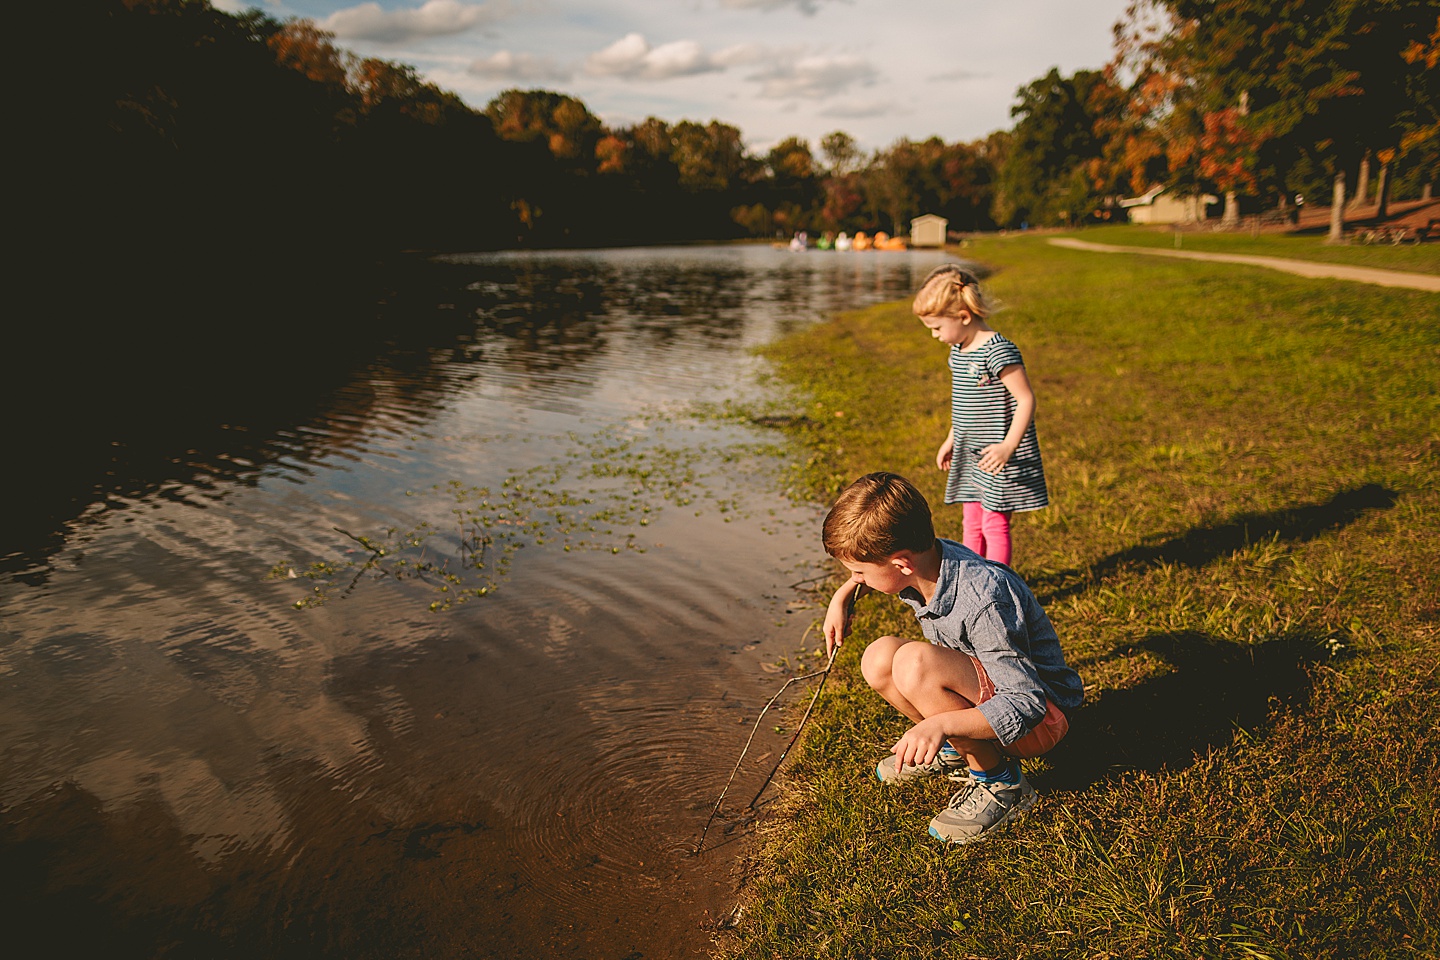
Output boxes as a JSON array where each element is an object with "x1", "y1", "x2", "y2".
[{"x1": 822, "y1": 472, "x2": 1082, "y2": 844}]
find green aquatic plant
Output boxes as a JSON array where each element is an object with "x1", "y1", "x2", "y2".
[{"x1": 270, "y1": 418, "x2": 795, "y2": 611}]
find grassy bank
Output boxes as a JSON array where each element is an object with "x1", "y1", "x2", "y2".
[
  {"x1": 722, "y1": 235, "x2": 1439, "y2": 958},
  {"x1": 1066, "y1": 223, "x2": 1440, "y2": 274}
]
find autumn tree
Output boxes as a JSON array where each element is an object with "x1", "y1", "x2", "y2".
[
  {"x1": 267, "y1": 20, "x2": 347, "y2": 87},
  {"x1": 351, "y1": 58, "x2": 425, "y2": 111},
  {"x1": 855, "y1": 137, "x2": 997, "y2": 236},
  {"x1": 936, "y1": 139, "x2": 999, "y2": 231},
  {"x1": 591, "y1": 118, "x2": 688, "y2": 242},
  {"x1": 485, "y1": 89, "x2": 603, "y2": 169},
  {"x1": 736, "y1": 136, "x2": 820, "y2": 235},
  {"x1": 820, "y1": 130, "x2": 862, "y2": 176},
  {"x1": 819, "y1": 171, "x2": 865, "y2": 231},
  {"x1": 1396, "y1": 15, "x2": 1439, "y2": 199},
  {"x1": 766, "y1": 137, "x2": 817, "y2": 182},
  {"x1": 670, "y1": 120, "x2": 748, "y2": 192},
  {"x1": 995, "y1": 68, "x2": 1110, "y2": 227},
  {"x1": 1108, "y1": 0, "x2": 1438, "y2": 235}
]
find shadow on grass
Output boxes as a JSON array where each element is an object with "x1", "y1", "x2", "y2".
[
  {"x1": 1039, "y1": 629, "x2": 1338, "y2": 791},
  {"x1": 1031, "y1": 483, "x2": 1396, "y2": 606}
]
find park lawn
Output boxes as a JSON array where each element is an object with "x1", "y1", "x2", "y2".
[
  {"x1": 721, "y1": 235, "x2": 1439, "y2": 959},
  {"x1": 1064, "y1": 222, "x2": 1440, "y2": 274}
]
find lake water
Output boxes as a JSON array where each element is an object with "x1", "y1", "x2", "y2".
[{"x1": 0, "y1": 244, "x2": 957, "y2": 958}]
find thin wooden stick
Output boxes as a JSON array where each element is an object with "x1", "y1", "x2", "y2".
[
  {"x1": 694, "y1": 661, "x2": 830, "y2": 853},
  {"x1": 747, "y1": 647, "x2": 835, "y2": 810},
  {"x1": 693, "y1": 588, "x2": 854, "y2": 854}
]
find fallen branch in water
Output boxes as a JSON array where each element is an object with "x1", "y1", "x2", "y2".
[
  {"x1": 693, "y1": 652, "x2": 834, "y2": 855},
  {"x1": 694, "y1": 589, "x2": 851, "y2": 854}
]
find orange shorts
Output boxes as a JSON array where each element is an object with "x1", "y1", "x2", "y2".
[{"x1": 970, "y1": 655, "x2": 1069, "y2": 758}]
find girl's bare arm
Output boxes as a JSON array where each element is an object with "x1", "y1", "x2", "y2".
[
  {"x1": 977, "y1": 363, "x2": 1035, "y2": 474},
  {"x1": 935, "y1": 430, "x2": 955, "y2": 471}
]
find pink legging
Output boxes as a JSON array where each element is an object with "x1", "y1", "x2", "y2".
[{"x1": 962, "y1": 502, "x2": 1013, "y2": 565}]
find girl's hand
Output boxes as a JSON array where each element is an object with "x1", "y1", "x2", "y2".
[
  {"x1": 935, "y1": 434, "x2": 955, "y2": 472},
  {"x1": 891, "y1": 716, "x2": 948, "y2": 771},
  {"x1": 977, "y1": 442, "x2": 1015, "y2": 474}
]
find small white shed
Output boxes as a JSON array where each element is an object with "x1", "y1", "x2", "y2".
[{"x1": 910, "y1": 214, "x2": 948, "y2": 248}]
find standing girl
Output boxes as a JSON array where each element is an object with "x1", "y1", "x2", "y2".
[{"x1": 912, "y1": 264, "x2": 1047, "y2": 565}]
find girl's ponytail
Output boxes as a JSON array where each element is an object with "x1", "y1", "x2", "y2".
[{"x1": 913, "y1": 263, "x2": 995, "y2": 320}]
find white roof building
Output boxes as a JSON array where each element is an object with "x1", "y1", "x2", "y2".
[
  {"x1": 1119, "y1": 186, "x2": 1219, "y2": 224},
  {"x1": 910, "y1": 214, "x2": 948, "y2": 248}
]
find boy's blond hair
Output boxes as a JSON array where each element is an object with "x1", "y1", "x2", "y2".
[
  {"x1": 912, "y1": 263, "x2": 995, "y2": 320},
  {"x1": 823, "y1": 472, "x2": 936, "y2": 562}
]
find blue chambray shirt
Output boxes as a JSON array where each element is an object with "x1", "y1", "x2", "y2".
[{"x1": 894, "y1": 539, "x2": 1083, "y2": 746}]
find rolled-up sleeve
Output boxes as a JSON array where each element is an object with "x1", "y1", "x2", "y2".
[{"x1": 968, "y1": 601, "x2": 1049, "y2": 745}]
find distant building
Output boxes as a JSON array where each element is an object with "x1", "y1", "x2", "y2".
[
  {"x1": 1119, "y1": 186, "x2": 1219, "y2": 224},
  {"x1": 910, "y1": 214, "x2": 949, "y2": 247}
]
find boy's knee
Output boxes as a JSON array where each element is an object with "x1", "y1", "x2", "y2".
[
  {"x1": 890, "y1": 642, "x2": 941, "y2": 698},
  {"x1": 860, "y1": 635, "x2": 906, "y2": 690}
]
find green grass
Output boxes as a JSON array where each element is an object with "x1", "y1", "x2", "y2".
[
  {"x1": 1066, "y1": 223, "x2": 1440, "y2": 274},
  {"x1": 722, "y1": 235, "x2": 1440, "y2": 959}
]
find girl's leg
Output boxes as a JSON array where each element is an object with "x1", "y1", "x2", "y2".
[
  {"x1": 979, "y1": 508, "x2": 1013, "y2": 565},
  {"x1": 961, "y1": 501, "x2": 986, "y2": 556},
  {"x1": 889, "y1": 642, "x2": 1004, "y2": 773}
]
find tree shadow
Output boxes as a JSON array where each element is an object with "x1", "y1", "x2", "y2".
[
  {"x1": 1038, "y1": 629, "x2": 1338, "y2": 791},
  {"x1": 1030, "y1": 484, "x2": 1396, "y2": 606}
]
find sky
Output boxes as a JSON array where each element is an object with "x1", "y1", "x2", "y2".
[{"x1": 217, "y1": 0, "x2": 1136, "y2": 154}]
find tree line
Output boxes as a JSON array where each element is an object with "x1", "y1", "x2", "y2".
[
  {"x1": 22, "y1": 0, "x2": 1439, "y2": 264},
  {"x1": 1088, "y1": 0, "x2": 1438, "y2": 237}
]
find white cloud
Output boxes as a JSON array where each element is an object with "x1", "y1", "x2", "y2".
[
  {"x1": 928, "y1": 67, "x2": 989, "y2": 82},
  {"x1": 819, "y1": 98, "x2": 899, "y2": 119},
  {"x1": 749, "y1": 54, "x2": 878, "y2": 99},
  {"x1": 320, "y1": 0, "x2": 504, "y2": 44},
  {"x1": 714, "y1": 43, "x2": 768, "y2": 67},
  {"x1": 468, "y1": 50, "x2": 572, "y2": 82},
  {"x1": 281, "y1": 0, "x2": 1132, "y2": 148},
  {"x1": 719, "y1": 0, "x2": 846, "y2": 14},
  {"x1": 585, "y1": 33, "x2": 742, "y2": 81}
]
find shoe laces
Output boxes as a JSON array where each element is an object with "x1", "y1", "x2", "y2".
[
  {"x1": 945, "y1": 778, "x2": 1006, "y2": 816},
  {"x1": 943, "y1": 780, "x2": 981, "y2": 811}
]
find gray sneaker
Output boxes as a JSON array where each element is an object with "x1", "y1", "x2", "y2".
[
  {"x1": 876, "y1": 749, "x2": 972, "y2": 784},
  {"x1": 927, "y1": 773, "x2": 1037, "y2": 844}
]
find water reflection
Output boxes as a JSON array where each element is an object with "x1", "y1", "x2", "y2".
[{"x1": 1, "y1": 245, "x2": 962, "y2": 957}]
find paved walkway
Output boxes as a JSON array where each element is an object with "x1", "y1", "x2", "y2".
[{"x1": 1048, "y1": 237, "x2": 1440, "y2": 293}]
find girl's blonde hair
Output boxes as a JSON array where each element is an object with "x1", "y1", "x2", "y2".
[{"x1": 912, "y1": 263, "x2": 995, "y2": 320}]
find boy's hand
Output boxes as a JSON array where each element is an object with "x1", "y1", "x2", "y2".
[
  {"x1": 823, "y1": 580, "x2": 861, "y2": 658},
  {"x1": 891, "y1": 716, "x2": 948, "y2": 771},
  {"x1": 823, "y1": 595, "x2": 850, "y2": 658}
]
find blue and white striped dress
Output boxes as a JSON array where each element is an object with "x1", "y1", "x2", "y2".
[{"x1": 943, "y1": 333, "x2": 1049, "y2": 512}]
